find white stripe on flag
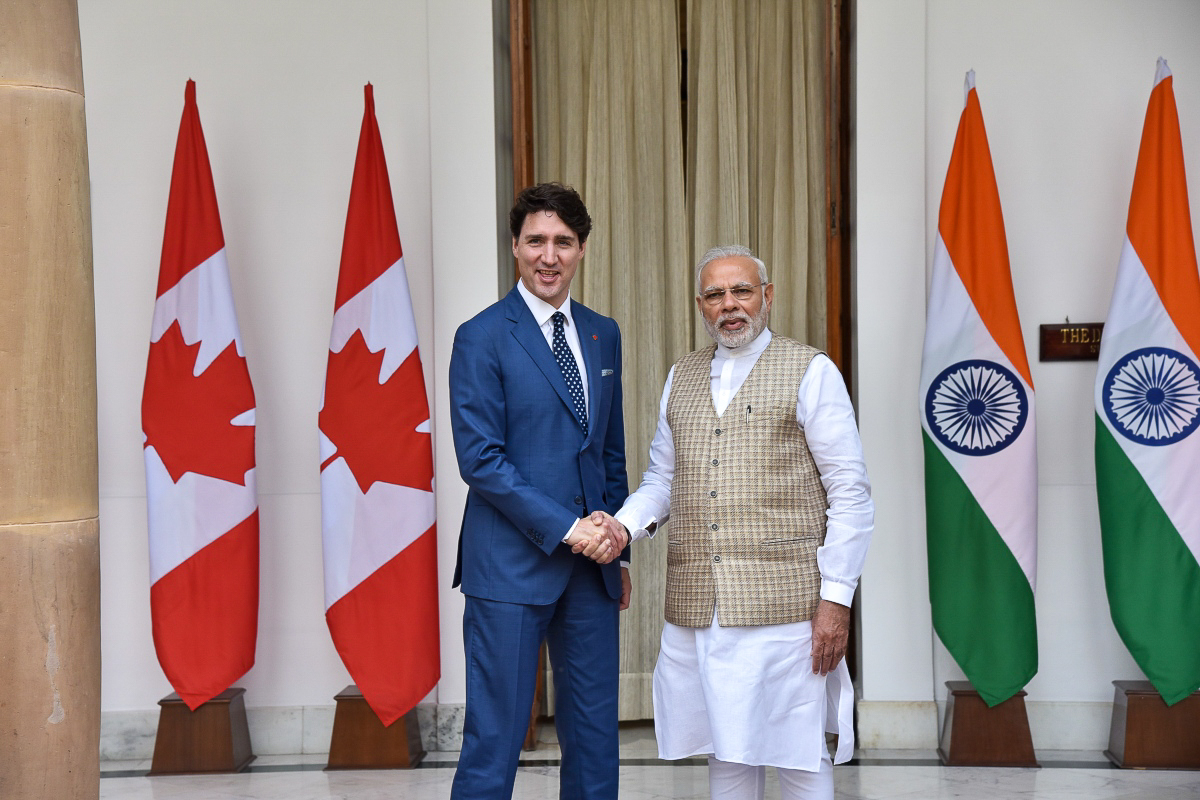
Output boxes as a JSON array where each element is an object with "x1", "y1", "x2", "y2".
[
  {"x1": 150, "y1": 248, "x2": 244, "y2": 374},
  {"x1": 146, "y1": 448, "x2": 257, "y2": 583},
  {"x1": 919, "y1": 236, "x2": 1038, "y2": 586},
  {"x1": 329, "y1": 258, "x2": 420, "y2": 383},
  {"x1": 1096, "y1": 238, "x2": 1200, "y2": 566},
  {"x1": 320, "y1": 458, "x2": 436, "y2": 609}
]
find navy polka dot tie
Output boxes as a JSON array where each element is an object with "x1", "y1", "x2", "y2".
[{"x1": 552, "y1": 311, "x2": 588, "y2": 435}]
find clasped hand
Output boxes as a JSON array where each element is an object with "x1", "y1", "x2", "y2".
[{"x1": 566, "y1": 511, "x2": 628, "y2": 564}]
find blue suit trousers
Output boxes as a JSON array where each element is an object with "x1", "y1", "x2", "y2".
[{"x1": 451, "y1": 557, "x2": 620, "y2": 800}]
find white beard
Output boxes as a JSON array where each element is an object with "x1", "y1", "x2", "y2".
[{"x1": 705, "y1": 306, "x2": 768, "y2": 349}]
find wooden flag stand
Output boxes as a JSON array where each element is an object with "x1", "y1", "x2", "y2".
[
  {"x1": 1105, "y1": 680, "x2": 1200, "y2": 769},
  {"x1": 937, "y1": 681, "x2": 1039, "y2": 767},
  {"x1": 149, "y1": 687, "x2": 255, "y2": 774},
  {"x1": 326, "y1": 685, "x2": 425, "y2": 769}
]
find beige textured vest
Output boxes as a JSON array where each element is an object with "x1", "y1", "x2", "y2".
[{"x1": 664, "y1": 335, "x2": 828, "y2": 627}]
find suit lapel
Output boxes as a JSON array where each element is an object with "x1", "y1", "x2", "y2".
[
  {"x1": 574, "y1": 302, "x2": 602, "y2": 446},
  {"x1": 505, "y1": 289, "x2": 581, "y2": 428}
]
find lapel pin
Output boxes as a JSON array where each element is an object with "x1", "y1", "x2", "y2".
[{"x1": 592, "y1": 334, "x2": 598, "y2": 340}]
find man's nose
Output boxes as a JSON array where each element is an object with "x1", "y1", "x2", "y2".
[
  {"x1": 538, "y1": 243, "x2": 558, "y2": 264},
  {"x1": 720, "y1": 290, "x2": 739, "y2": 310}
]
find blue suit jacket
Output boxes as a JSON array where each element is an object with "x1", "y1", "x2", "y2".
[{"x1": 449, "y1": 286, "x2": 629, "y2": 604}]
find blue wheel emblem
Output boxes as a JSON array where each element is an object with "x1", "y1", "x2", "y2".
[
  {"x1": 1102, "y1": 347, "x2": 1200, "y2": 446},
  {"x1": 925, "y1": 359, "x2": 1028, "y2": 456}
]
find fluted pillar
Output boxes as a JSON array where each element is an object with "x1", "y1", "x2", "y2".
[{"x1": 0, "y1": 1, "x2": 101, "y2": 797}]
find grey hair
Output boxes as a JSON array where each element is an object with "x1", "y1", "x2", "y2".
[{"x1": 695, "y1": 245, "x2": 769, "y2": 293}]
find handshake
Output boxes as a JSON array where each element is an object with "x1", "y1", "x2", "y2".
[{"x1": 566, "y1": 511, "x2": 629, "y2": 565}]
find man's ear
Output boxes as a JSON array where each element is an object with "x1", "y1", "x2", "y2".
[
  {"x1": 511, "y1": 237, "x2": 519, "y2": 257},
  {"x1": 763, "y1": 282, "x2": 774, "y2": 312}
]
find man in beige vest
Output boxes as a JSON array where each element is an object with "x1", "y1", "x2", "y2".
[{"x1": 595, "y1": 245, "x2": 873, "y2": 800}]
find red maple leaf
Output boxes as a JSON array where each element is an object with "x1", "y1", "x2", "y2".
[
  {"x1": 143, "y1": 321, "x2": 256, "y2": 484},
  {"x1": 320, "y1": 330, "x2": 433, "y2": 494}
]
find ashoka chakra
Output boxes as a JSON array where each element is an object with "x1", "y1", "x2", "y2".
[
  {"x1": 1102, "y1": 346, "x2": 1200, "y2": 446},
  {"x1": 925, "y1": 359, "x2": 1029, "y2": 456}
]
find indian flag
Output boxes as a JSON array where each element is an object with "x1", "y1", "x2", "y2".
[
  {"x1": 1094, "y1": 58, "x2": 1200, "y2": 706},
  {"x1": 920, "y1": 72, "x2": 1038, "y2": 707}
]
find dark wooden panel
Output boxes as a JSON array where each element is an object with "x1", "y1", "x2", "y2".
[
  {"x1": 825, "y1": 0, "x2": 852, "y2": 382},
  {"x1": 511, "y1": 0, "x2": 534, "y2": 196}
]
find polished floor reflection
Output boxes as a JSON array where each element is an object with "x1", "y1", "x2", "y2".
[{"x1": 99, "y1": 727, "x2": 1200, "y2": 800}]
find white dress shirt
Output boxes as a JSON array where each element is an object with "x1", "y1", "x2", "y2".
[
  {"x1": 615, "y1": 328, "x2": 872, "y2": 606},
  {"x1": 516, "y1": 280, "x2": 589, "y2": 410}
]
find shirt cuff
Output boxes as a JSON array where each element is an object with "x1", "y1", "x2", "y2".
[
  {"x1": 563, "y1": 517, "x2": 580, "y2": 543},
  {"x1": 615, "y1": 512, "x2": 658, "y2": 542},
  {"x1": 819, "y1": 579, "x2": 857, "y2": 608}
]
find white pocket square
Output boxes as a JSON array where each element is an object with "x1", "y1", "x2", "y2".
[{"x1": 601, "y1": 368, "x2": 614, "y2": 377}]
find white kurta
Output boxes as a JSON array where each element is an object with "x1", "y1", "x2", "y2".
[{"x1": 616, "y1": 328, "x2": 873, "y2": 769}]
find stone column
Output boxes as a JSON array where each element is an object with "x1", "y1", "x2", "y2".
[{"x1": 0, "y1": 1, "x2": 102, "y2": 797}]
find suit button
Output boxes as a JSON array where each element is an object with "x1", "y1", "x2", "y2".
[
  {"x1": 574, "y1": 496, "x2": 583, "y2": 505},
  {"x1": 709, "y1": 491, "x2": 717, "y2": 498},
  {"x1": 714, "y1": 428, "x2": 722, "y2": 435},
  {"x1": 711, "y1": 459, "x2": 719, "y2": 466},
  {"x1": 713, "y1": 555, "x2": 722, "y2": 563},
  {"x1": 710, "y1": 523, "x2": 719, "y2": 531}
]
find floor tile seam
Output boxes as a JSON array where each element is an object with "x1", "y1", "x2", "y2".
[{"x1": 100, "y1": 756, "x2": 1128, "y2": 778}]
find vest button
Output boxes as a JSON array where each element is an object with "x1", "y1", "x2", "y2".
[
  {"x1": 709, "y1": 490, "x2": 717, "y2": 498},
  {"x1": 714, "y1": 428, "x2": 722, "y2": 435},
  {"x1": 710, "y1": 523, "x2": 719, "y2": 531},
  {"x1": 574, "y1": 495, "x2": 583, "y2": 505},
  {"x1": 713, "y1": 555, "x2": 721, "y2": 563},
  {"x1": 711, "y1": 459, "x2": 719, "y2": 466}
]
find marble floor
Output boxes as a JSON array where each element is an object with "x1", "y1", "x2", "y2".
[{"x1": 99, "y1": 727, "x2": 1200, "y2": 800}]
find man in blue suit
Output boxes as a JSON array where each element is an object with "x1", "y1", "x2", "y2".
[{"x1": 449, "y1": 183, "x2": 630, "y2": 800}]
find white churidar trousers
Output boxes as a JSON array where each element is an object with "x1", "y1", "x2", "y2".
[{"x1": 708, "y1": 754, "x2": 834, "y2": 800}]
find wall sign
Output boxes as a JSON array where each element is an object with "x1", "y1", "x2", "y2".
[{"x1": 1039, "y1": 323, "x2": 1104, "y2": 361}]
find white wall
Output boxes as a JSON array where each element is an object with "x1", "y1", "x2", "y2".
[
  {"x1": 81, "y1": 0, "x2": 495, "y2": 747},
  {"x1": 856, "y1": 0, "x2": 1200, "y2": 748}
]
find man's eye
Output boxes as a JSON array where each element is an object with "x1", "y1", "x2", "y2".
[{"x1": 731, "y1": 288, "x2": 753, "y2": 300}]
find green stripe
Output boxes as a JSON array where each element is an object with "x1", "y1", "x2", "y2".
[
  {"x1": 924, "y1": 431, "x2": 1038, "y2": 706},
  {"x1": 1095, "y1": 417, "x2": 1200, "y2": 705}
]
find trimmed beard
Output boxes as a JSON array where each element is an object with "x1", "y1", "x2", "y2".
[{"x1": 704, "y1": 304, "x2": 769, "y2": 349}]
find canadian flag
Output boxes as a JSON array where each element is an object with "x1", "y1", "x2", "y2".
[
  {"x1": 319, "y1": 84, "x2": 439, "y2": 725},
  {"x1": 142, "y1": 80, "x2": 259, "y2": 709}
]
